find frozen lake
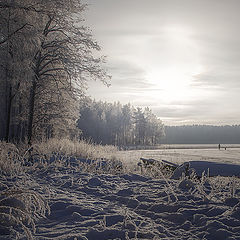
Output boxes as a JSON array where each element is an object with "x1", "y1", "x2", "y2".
[{"x1": 118, "y1": 144, "x2": 240, "y2": 168}]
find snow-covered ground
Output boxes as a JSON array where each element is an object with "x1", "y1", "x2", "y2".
[{"x1": 1, "y1": 148, "x2": 240, "y2": 239}]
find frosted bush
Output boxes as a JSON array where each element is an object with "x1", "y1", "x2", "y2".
[
  {"x1": 0, "y1": 188, "x2": 50, "y2": 240},
  {"x1": 31, "y1": 138, "x2": 118, "y2": 161},
  {"x1": 0, "y1": 141, "x2": 24, "y2": 177}
]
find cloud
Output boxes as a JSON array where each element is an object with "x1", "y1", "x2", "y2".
[
  {"x1": 87, "y1": 59, "x2": 155, "y2": 101},
  {"x1": 192, "y1": 39, "x2": 240, "y2": 89},
  {"x1": 152, "y1": 99, "x2": 240, "y2": 125},
  {"x1": 84, "y1": 0, "x2": 240, "y2": 125},
  {"x1": 106, "y1": 60, "x2": 148, "y2": 87}
]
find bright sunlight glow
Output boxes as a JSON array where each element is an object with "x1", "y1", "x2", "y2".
[{"x1": 146, "y1": 25, "x2": 203, "y2": 102}]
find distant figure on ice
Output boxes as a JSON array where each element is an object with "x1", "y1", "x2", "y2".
[{"x1": 218, "y1": 144, "x2": 221, "y2": 150}]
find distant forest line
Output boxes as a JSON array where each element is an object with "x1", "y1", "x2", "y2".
[
  {"x1": 77, "y1": 100, "x2": 240, "y2": 146},
  {"x1": 78, "y1": 99, "x2": 164, "y2": 146},
  {"x1": 162, "y1": 125, "x2": 240, "y2": 144}
]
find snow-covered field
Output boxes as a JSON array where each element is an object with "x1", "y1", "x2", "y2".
[{"x1": 1, "y1": 146, "x2": 240, "y2": 240}]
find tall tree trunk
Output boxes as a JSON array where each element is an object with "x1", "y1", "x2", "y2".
[
  {"x1": 27, "y1": 78, "x2": 37, "y2": 145},
  {"x1": 5, "y1": 85, "x2": 12, "y2": 142},
  {"x1": 4, "y1": 6, "x2": 11, "y2": 141},
  {"x1": 28, "y1": 48, "x2": 41, "y2": 145}
]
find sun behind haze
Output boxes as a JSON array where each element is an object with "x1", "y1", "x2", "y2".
[{"x1": 84, "y1": 0, "x2": 240, "y2": 126}]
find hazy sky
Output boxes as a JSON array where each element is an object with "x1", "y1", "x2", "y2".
[{"x1": 83, "y1": 0, "x2": 240, "y2": 126}]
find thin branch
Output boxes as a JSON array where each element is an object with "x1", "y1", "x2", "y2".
[
  {"x1": 39, "y1": 67, "x2": 65, "y2": 76},
  {"x1": 38, "y1": 58, "x2": 62, "y2": 72},
  {"x1": 0, "y1": 23, "x2": 30, "y2": 45}
]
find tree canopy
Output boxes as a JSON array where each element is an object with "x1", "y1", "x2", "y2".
[{"x1": 0, "y1": 0, "x2": 109, "y2": 143}]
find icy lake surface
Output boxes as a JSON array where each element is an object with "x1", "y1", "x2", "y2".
[{"x1": 118, "y1": 146, "x2": 240, "y2": 169}]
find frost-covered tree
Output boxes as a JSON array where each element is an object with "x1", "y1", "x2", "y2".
[
  {"x1": 133, "y1": 107, "x2": 147, "y2": 145},
  {"x1": 0, "y1": 0, "x2": 110, "y2": 143},
  {"x1": 0, "y1": 0, "x2": 34, "y2": 141},
  {"x1": 78, "y1": 99, "x2": 165, "y2": 146},
  {"x1": 26, "y1": 0, "x2": 109, "y2": 144}
]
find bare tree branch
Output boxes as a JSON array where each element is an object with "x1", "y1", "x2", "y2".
[{"x1": 0, "y1": 23, "x2": 29, "y2": 45}]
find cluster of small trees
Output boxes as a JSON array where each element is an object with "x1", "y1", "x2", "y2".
[
  {"x1": 0, "y1": 0, "x2": 109, "y2": 144},
  {"x1": 77, "y1": 98, "x2": 165, "y2": 146}
]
